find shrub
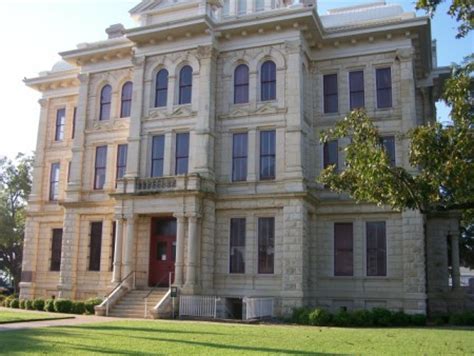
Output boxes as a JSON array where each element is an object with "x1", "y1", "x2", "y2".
[
  {"x1": 33, "y1": 299, "x2": 45, "y2": 311},
  {"x1": 332, "y1": 310, "x2": 355, "y2": 327},
  {"x1": 392, "y1": 311, "x2": 411, "y2": 326},
  {"x1": 3, "y1": 295, "x2": 15, "y2": 307},
  {"x1": 0, "y1": 295, "x2": 5, "y2": 305},
  {"x1": 449, "y1": 312, "x2": 474, "y2": 326},
  {"x1": 19, "y1": 299, "x2": 27, "y2": 309},
  {"x1": 54, "y1": 299, "x2": 73, "y2": 314},
  {"x1": 291, "y1": 307, "x2": 311, "y2": 325},
  {"x1": 410, "y1": 314, "x2": 427, "y2": 326},
  {"x1": 308, "y1": 308, "x2": 332, "y2": 326},
  {"x1": 9, "y1": 298, "x2": 19, "y2": 309},
  {"x1": 371, "y1": 308, "x2": 393, "y2": 327},
  {"x1": 44, "y1": 299, "x2": 55, "y2": 312},
  {"x1": 84, "y1": 298, "x2": 103, "y2": 315},
  {"x1": 351, "y1": 309, "x2": 374, "y2": 327},
  {"x1": 71, "y1": 301, "x2": 86, "y2": 315},
  {"x1": 25, "y1": 299, "x2": 34, "y2": 310}
]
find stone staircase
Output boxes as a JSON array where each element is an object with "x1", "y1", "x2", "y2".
[{"x1": 108, "y1": 288, "x2": 168, "y2": 319}]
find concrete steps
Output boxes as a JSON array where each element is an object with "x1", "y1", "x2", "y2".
[{"x1": 108, "y1": 288, "x2": 168, "y2": 319}]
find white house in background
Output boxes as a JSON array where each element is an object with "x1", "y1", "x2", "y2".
[{"x1": 20, "y1": 0, "x2": 467, "y2": 319}]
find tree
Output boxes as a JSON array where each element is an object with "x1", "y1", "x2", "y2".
[
  {"x1": 416, "y1": 0, "x2": 473, "y2": 38},
  {"x1": 0, "y1": 154, "x2": 33, "y2": 292}
]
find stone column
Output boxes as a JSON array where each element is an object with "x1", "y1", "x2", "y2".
[
  {"x1": 66, "y1": 73, "x2": 90, "y2": 202},
  {"x1": 123, "y1": 215, "x2": 136, "y2": 288},
  {"x1": 173, "y1": 214, "x2": 187, "y2": 286},
  {"x1": 193, "y1": 46, "x2": 217, "y2": 179},
  {"x1": 112, "y1": 219, "x2": 124, "y2": 283},
  {"x1": 58, "y1": 210, "x2": 80, "y2": 299},
  {"x1": 247, "y1": 129, "x2": 257, "y2": 181},
  {"x1": 125, "y1": 56, "x2": 146, "y2": 181},
  {"x1": 451, "y1": 233, "x2": 461, "y2": 290},
  {"x1": 184, "y1": 214, "x2": 200, "y2": 290},
  {"x1": 29, "y1": 98, "x2": 50, "y2": 203}
]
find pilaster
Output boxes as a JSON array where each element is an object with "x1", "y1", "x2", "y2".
[{"x1": 58, "y1": 210, "x2": 80, "y2": 299}]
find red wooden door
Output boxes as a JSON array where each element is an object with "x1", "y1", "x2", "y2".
[{"x1": 149, "y1": 234, "x2": 176, "y2": 287}]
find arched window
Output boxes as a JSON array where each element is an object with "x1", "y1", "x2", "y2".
[
  {"x1": 99, "y1": 84, "x2": 112, "y2": 120},
  {"x1": 179, "y1": 66, "x2": 193, "y2": 105},
  {"x1": 155, "y1": 69, "x2": 169, "y2": 107},
  {"x1": 261, "y1": 61, "x2": 276, "y2": 101},
  {"x1": 120, "y1": 81, "x2": 133, "y2": 118},
  {"x1": 234, "y1": 64, "x2": 249, "y2": 104}
]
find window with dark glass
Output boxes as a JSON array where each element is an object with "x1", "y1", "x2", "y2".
[
  {"x1": 110, "y1": 221, "x2": 116, "y2": 271},
  {"x1": 232, "y1": 133, "x2": 248, "y2": 182},
  {"x1": 175, "y1": 133, "x2": 189, "y2": 175},
  {"x1": 230, "y1": 218, "x2": 246, "y2": 274},
  {"x1": 376, "y1": 68, "x2": 392, "y2": 108},
  {"x1": 99, "y1": 85, "x2": 112, "y2": 120},
  {"x1": 234, "y1": 64, "x2": 249, "y2": 104},
  {"x1": 116, "y1": 144, "x2": 128, "y2": 181},
  {"x1": 258, "y1": 217, "x2": 275, "y2": 274},
  {"x1": 55, "y1": 108, "x2": 65, "y2": 141},
  {"x1": 151, "y1": 135, "x2": 165, "y2": 177},
  {"x1": 367, "y1": 222, "x2": 387, "y2": 276},
  {"x1": 67, "y1": 161, "x2": 71, "y2": 183},
  {"x1": 323, "y1": 74, "x2": 338, "y2": 113},
  {"x1": 49, "y1": 163, "x2": 60, "y2": 201},
  {"x1": 349, "y1": 71, "x2": 365, "y2": 109},
  {"x1": 260, "y1": 130, "x2": 276, "y2": 180},
  {"x1": 261, "y1": 61, "x2": 276, "y2": 101},
  {"x1": 334, "y1": 223, "x2": 353, "y2": 276},
  {"x1": 179, "y1": 66, "x2": 192, "y2": 105},
  {"x1": 323, "y1": 140, "x2": 338, "y2": 170},
  {"x1": 89, "y1": 222, "x2": 103, "y2": 271},
  {"x1": 120, "y1": 81, "x2": 133, "y2": 118},
  {"x1": 50, "y1": 229, "x2": 63, "y2": 272},
  {"x1": 94, "y1": 146, "x2": 107, "y2": 190},
  {"x1": 155, "y1": 69, "x2": 169, "y2": 107},
  {"x1": 71, "y1": 107, "x2": 77, "y2": 139},
  {"x1": 380, "y1": 136, "x2": 396, "y2": 166}
]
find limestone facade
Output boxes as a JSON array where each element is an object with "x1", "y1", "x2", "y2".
[{"x1": 20, "y1": 0, "x2": 449, "y2": 316}]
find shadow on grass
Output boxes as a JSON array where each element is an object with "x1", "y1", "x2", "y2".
[
  {"x1": 66, "y1": 324, "x2": 226, "y2": 335},
  {"x1": 0, "y1": 324, "x2": 345, "y2": 355}
]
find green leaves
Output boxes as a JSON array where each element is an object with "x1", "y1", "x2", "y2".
[{"x1": 318, "y1": 59, "x2": 473, "y2": 214}]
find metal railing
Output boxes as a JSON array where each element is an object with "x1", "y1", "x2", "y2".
[
  {"x1": 99, "y1": 272, "x2": 136, "y2": 317},
  {"x1": 244, "y1": 298, "x2": 274, "y2": 320},
  {"x1": 144, "y1": 272, "x2": 174, "y2": 318},
  {"x1": 179, "y1": 296, "x2": 218, "y2": 318}
]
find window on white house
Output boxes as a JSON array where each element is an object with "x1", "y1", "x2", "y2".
[
  {"x1": 334, "y1": 223, "x2": 353, "y2": 276},
  {"x1": 258, "y1": 217, "x2": 275, "y2": 274},
  {"x1": 94, "y1": 146, "x2": 107, "y2": 190},
  {"x1": 229, "y1": 218, "x2": 246, "y2": 274},
  {"x1": 366, "y1": 222, "x2": 387, "y2": 276},
  {"x1": 50, "y1": 229, "x2": 63, "y2": 271},
  {"x1": 349, "y1": 71, "x2": 365, "y2": 109},
  {"x1": 55, "y1": 108, "x2": 65, "y2": 141},
  {"x1": 151, "y1": 135, "x2": 165, "y2": 177},
  {"x1": 323, "y1": 74, "x2": 338, "y2": 113},
  {"x1": 89, "y1": 222, "x2": 103, "y2": 271},
  {"x1": 376, "y1": 68, "x2": 392, "y2": 108},
  {"x1": 232, "y1": 132, "x2": 248, "y2": 182},
  {"x1": 49, "y1": 163, "x2": 60, "y2": 201}
]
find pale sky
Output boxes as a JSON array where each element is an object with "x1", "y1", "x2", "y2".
[{"x1": 0, "y1": 0, "x2": 472, "y2": 159}]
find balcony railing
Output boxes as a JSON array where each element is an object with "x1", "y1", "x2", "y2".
[{"x1": 115, "y1": 174, "x2": 202, "y2": 195}]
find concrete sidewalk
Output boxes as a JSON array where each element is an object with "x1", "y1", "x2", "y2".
[{"x1": 0, "y1": 307, "x2": 124, "y2": 332}]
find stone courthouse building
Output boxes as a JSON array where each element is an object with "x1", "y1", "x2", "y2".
[{"x1": 20, "y1": 0, "x2": 465, "y2": 318}]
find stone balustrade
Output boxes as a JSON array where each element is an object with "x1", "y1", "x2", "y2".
[{"x1": 116, "y1": 174, "x2": 202, "y2": 195}]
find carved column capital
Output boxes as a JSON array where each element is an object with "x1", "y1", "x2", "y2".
[
  {"x1": 77, "y1": 73, "x2": 90, "y2": 84},
  {"x1": 38, "y1": 98, "x2": 49, "y2": 108},
  {"x1": 132, "y1": 55, "x2": 146, "y2": 68}
]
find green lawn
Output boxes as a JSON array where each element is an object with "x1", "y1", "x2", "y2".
[
  {"x1": 0, "y1": 310, "x2": 67, "y2": 324},
  {"x1": 0, "y1": 320, "x2": 473, "y2": 355}
]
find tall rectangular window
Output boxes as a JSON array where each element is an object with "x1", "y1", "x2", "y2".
[
  {"x1": 55, "y1": 108, "x2": 66, "y2": 141},
  {"x1": 49, "y1": 163, "x2": 60, "y2": 201},
  {"x1": 232, "y1": 133, "x2": 248, "y2": 182},
  {"x1": 89, "y1": 222, "x2": 103, "y2": 271},
  {"x1": 323, "y1": 140, "x2": 338, "y2": 170},
  {"x1": 237, "y1": 0, "x2": 246, "y2": 15},
  {"x1": 50, "y1": 229, "x2": 63, "y2": 272},
  {"x1": 258, "y1": 217, "x2": 275, "y2": 274},
  {"x1": 175, "y1": 133, "x2": 189, "y2": 175},
  {"x1": 116, "y1": 144, "x2": 128, "y2": 181},
  {"x1": 255, "y1": 0, "x2": 264, "y2": 11},
  {"x1": 151, "y1": 135, "x2": 165, "y2": 177},
  {"x1": 111, "y1": 221, "x2": 116, "y2": 272},
  {"x1": 71, "y1": 107, "x2": 77, "y2": 139},
  {"x1": 67, "y1": 161, "x2": 71, "y2": 183},
  {"x1": 260, "y1": 130, "x2": 275, "y2": 180},
  {"x1": 94, "y1": 146, "x2": 107, "y2": 190},
  {"x1": 380, "y1": 136, "x2": 396, "y2": 166},
  {"x1": 334, "y1": 223, "x2": 353, "y2": 276},
  {"x1": 349, "y1": 71, "x2": 365, "y2": 109},
  {"x1": 376, "y1": 68, "x2": 392, "y2": 108},
  {"x1": 323, "y1": 74, "x2": 338, "y2": 113},
  {"x1": 229, "y1": 218, "x2": 246, "y2": 274},
  {"x1": 367, "y1": 222, "x2": 387, "y2": 276}
]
